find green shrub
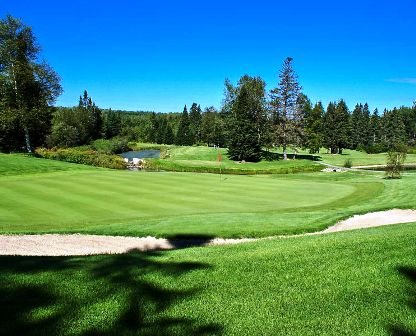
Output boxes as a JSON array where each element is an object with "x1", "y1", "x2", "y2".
[
  {"x1": 407, "y1": 147, "x2": 416, "y2": 154},
  {"x1": 343, "y1": 159, "x2": 353, "y2": 168},
  {"x1": 35, "y1": 148, "x2": 127, "y2": 169},
  {"x1": 364, "y1": 143, "x2": 387, "y2": 154},
  {"x1": 91, "y1": 138, "x2": 130, "y2": 154},
  {"x1": 385, "y1": 151, "x2": 407, "y2": 179}
]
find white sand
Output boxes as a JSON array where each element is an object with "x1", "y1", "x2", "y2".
[
  {"x1": 1, "y1": 209, "x2": 415, "y2": 256},
  {"x1": 322, "y1": 209, "x2": 416, "y2": 233}
]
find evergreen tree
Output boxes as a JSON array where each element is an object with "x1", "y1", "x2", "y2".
[
  {"x1": 227, "y1": 85, "x2": 262, "y2": 161},
  {"x1": 163, "y1": 122, "x2": 175, "y2": 145},
  {"x1": 350, "y1": 103, "x2": 363, "y2": 149},
  {"x1": 370, "y1": 108, "x2": 381, "y2": 146},
  {"x1": 381, "y1": 108, "x2": 406, "y2": 149},
  {"x1": 270, "y1": 57, "x2": 303, "y2": 159},
  {"x1": 305, "y1": 102, "x2": 324, "y2": 153},
  {"x1": 189, "y1": 102, "x2": 202, "y2": 144},
  {"x1": 103, "y1": 109, "x2": 121, "y2": 139},
  {"x1": 0, "y1": 15, "x2": 62, "y2": 152},
  {"x1": 360, "y1": 103, "x2": 372, "y2": 148},
  {"x1": 147, "y1": 112, "x2": 159, "y2": 143},
  {"x1": 323, "y1": 100, "x2": 350, "y2": 154},
  {"x1": 78, "y1": 90, "x2": 102, "y2": 140},
  {"x1": 175, "y1": 105, "x2": 191, "y2": 145},
  {"x1": 201, "y1": 106, "x2": 226, "y2": 146}
]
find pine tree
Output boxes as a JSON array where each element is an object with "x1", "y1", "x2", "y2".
[
  {"x1": 350, "y1": 104, "x2": 363, "y2": 149},
  {"x1": 78, "y1": 90, "x2": 102, "y2": 140},
  {"x1": 227, "y1": 85, "x2": 262, "y2": 161},
  {"x1": 360, "y1": 103, "x2": 372, "y2": 148},
  {"x1": 189, "y1": 103, "x2": 202, "y2": 144},
  {"x1": 201, "y1": 106, "x2": 225, "y2": 146},
  {"x1": 381, "y1": 108, "x2": 406, "y2": 150},
  {"x1": 370, "y1": 108, "x2": 380, "y2": 146},
  {"x1": 323, "y1": 100, "x2": 350, "y2": 154},
  {"x1": 270, "y1": 57, "x2": 303, "y2": 159},
  {"x1": 305, "y1": 102, "x2": 324, "y2": 153},
  {"x1": 175, "y1": 105, "x2": 191, "y2": 145},
  {"x1": 163, "y1": 122, "x2": 175, "y2": 145},
  {"x1": 103, "y1": 109, "x2": 121, "y2": 139}
]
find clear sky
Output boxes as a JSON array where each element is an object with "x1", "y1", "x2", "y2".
[{"x1": 1, "y1": 0, "x2": 415, "y2": 112}]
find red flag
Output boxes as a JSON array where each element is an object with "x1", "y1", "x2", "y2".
[{"x1": 217, "y1": 152, "x2": 222, "y2": 162}]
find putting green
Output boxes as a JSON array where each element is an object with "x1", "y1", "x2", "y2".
[{"x1": 0, "y1": 170, "x2": 356, "y2": 235}]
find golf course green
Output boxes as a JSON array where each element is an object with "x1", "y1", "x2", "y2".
[
  {"x1": 1, "y1": 152, "x2": 416, "y2": 335},
  {"x1": 1, "y1": 152, "x2": 416, "y2": 237}
]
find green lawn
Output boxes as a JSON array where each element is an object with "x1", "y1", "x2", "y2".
[
  {"x1": 134, "y1": 143, "x2": 416, "y2": 171},
  {"x1": 0, "y1": 153, "x2": 97, "y2": 176},
  {"x1": 1, "y1": 222, "x2": 415, "y2": 335},
  {"x1": 134, "y1": 143, "x2": 322, "y2": 174},
  {"x1": 1, "y1": 153, "x2": 416, "y2": 237},
  {"x1": 312, "y1": 148, "x2": 416, "y2": 167}
]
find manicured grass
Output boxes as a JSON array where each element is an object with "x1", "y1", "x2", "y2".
[
  {"x1": 0, "y1": 153, "x2": 97, "y2": 176},
  {"x1": 134, "y1": 143, "x2": 322, "y2": 174},
  {"x1": 1, "y1": 153, "x2": 416, "y2": 237},
  {"x1": 135, "y1": 143, "x2": 416, "y2": 170},
  {"x1": 0, "y1": 167, "x2": 357, "y2": 236},
  {"x1": 312, "y1": 148, "x2": 416, "y2": 167},
  {"x1": 1, "y1": 223, "x2": 415, "y2": 335}
]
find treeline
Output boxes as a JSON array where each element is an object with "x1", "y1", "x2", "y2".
[{"x1": 1, "y1": 15, "x2": 415, "y2": 161}]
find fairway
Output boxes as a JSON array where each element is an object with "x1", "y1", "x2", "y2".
[{"x1": 0, "y1": 169, "x2": 355, "y2": 234}]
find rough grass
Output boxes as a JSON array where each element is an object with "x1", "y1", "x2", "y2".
[{"x1": 1, "y1": 223, "x2": 415, "y2": 335}]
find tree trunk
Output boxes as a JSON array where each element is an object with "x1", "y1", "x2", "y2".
[{"x1": 24, "y1": 126, "x2": 32, "y2": 153}]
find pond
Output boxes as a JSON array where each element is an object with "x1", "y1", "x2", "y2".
[{"x1": 120, "y1": 150, "x2": 160, "y2": 161}]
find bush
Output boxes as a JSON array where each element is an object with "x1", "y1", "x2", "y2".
[
  {"x1": 385, "y1": 151, "x2": 407, "y2": 179},
  {"x1": 35, "y1": 148, "x2": 127, "y2": 169},
  {"x1": 364, "y1": 143, "x2": 388, "y2": 154},
  {"x1": 91, "y1": 138, "x2": 130, "y2": 155},
  {"x1": 406, "y1": 147, "x2": 416, "y2": 154},
  {"x1": 343, "y1": 159, "x2": 353, "y2": 168}
]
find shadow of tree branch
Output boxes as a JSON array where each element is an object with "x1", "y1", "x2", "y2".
[{"x1": 0, "y1": 236, "x2": 222, "y2": 336}]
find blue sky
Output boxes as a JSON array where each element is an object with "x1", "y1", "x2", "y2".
[{"x1": 1, "y1": 0, "x2": 415, "y2": 112}]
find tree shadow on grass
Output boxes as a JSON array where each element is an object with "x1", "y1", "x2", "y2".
[
  {"x1": 0, "y1": 235, "x2": 222, "y2": 336},
  {"x1": 387, "y1": 266, "x2": 416, "y2": 336}
]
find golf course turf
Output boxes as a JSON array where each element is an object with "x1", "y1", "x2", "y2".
[
  {"x1": 1, "y1": 152, "x2": 416, "y2": 335},
  {"x1": 0, "y1": 223, "x2": 415, "y2": 335}
]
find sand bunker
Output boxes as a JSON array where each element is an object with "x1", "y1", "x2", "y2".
[
  {"x1": 1, "y1": 209, "x2": 415, "y2": 256},
  {"x1": 0, "y1": 234, "x2": 254, "y2": 256},
  {"x1": 322, "y1": 209, "x2": 416, "y2": 233}
]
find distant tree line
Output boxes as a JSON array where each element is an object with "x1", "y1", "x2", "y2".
[{"x1": 1, "y1": 15, "x2": 415, "y2": 162}]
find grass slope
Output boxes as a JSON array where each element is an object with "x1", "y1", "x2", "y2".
[
  {"x1": 1, "y1": 223, "x2": 415, "y2": 335},
  {"x1": 0, "y1": 153, "x2": 97, "y2": 176}
]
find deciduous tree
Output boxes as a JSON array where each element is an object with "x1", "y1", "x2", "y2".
[{"x1": 0, "y1": 15, "x2": 62, "y2": 152}]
